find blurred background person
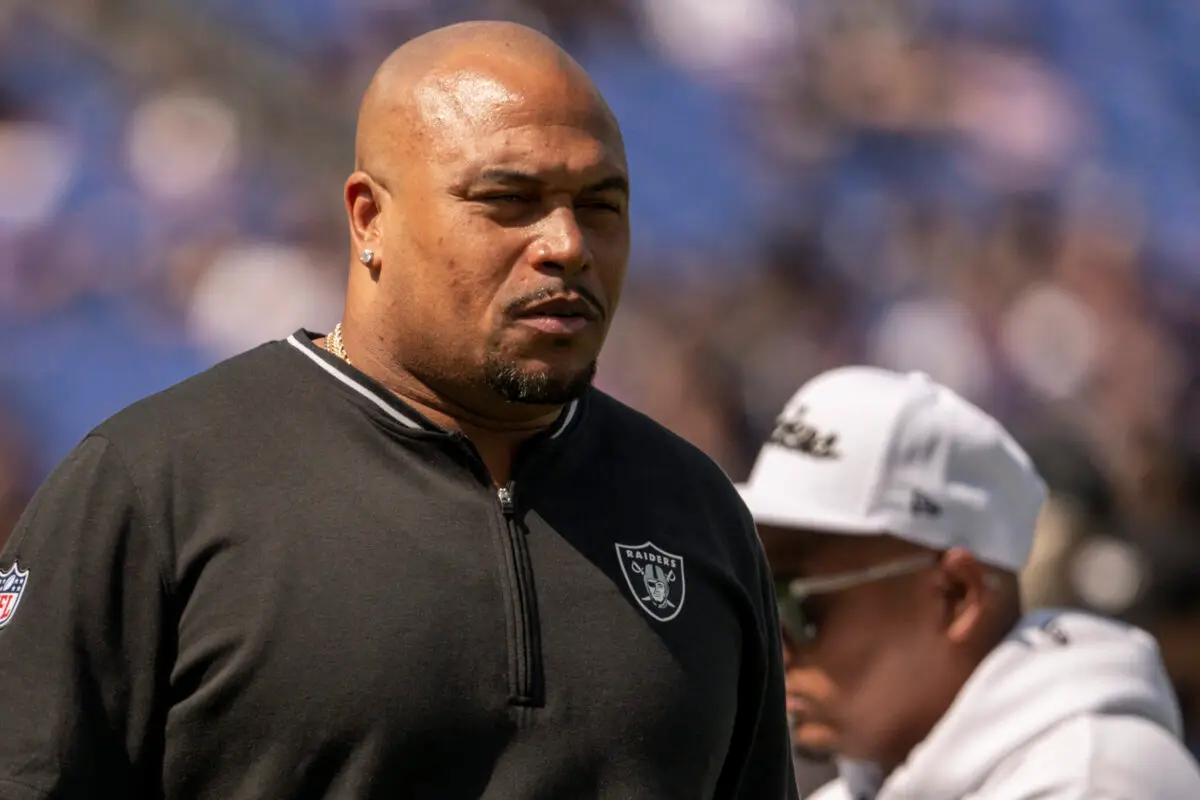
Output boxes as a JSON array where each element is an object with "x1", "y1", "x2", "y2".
[
  {"x1": 739, "y1": 366, "x2": 1200, "y2": 798},
  {"x1": 3, "y1": 0, "x2": 1200, "y2": 778}
]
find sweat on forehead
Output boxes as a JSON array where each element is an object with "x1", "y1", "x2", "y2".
[{"x1": 354, "y1": 21, "x2": 617, "y2": 172}]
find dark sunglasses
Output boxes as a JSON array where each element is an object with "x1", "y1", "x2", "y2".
[{"x1": 775, "y1": 553, "x2": 938, "y2": 645}]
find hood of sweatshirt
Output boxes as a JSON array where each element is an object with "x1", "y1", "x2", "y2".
[{"x1": 838, "y1": 609, "x2": 1183, "y2": 799}]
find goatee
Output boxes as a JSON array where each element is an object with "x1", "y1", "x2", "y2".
[{"x1": 483, "y1": 357, "x2": 597, "y2": 405}]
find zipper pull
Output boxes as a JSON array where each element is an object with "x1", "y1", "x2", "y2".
[{"x1": 497, "y1": 482, "x2": 516, "y2": 517}]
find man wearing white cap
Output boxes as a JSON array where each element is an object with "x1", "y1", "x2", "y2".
[{"x1": 738, "y1": 366, "x2": 1200, "y2": 799}]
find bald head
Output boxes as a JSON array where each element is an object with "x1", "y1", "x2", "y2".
[
  {"x1": 340, "y1": 21, "x2": 630, "y2": 420},
  {"x1": 355, "y1": 21, "x2": 620, "y2": 179}
]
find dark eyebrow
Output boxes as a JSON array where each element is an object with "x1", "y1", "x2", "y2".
[
  {"x1": 476, "y1": 169, "x2": 544, "y2": 187},
  {"x1": 474, "y1": 170, "x2": 629, "y2": 198},
  {"x1": 583, "y1": 175, "x2": 630, "y2": 198}
]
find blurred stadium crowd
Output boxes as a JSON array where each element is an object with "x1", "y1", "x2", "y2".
[{"x1": 2, "y1": 0, "x2": 1199, "y2": 758}]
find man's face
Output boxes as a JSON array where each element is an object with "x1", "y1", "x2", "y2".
[
  {"x1": 760, "y1": 527, "x2": 949, "y2": 768},
  {"x1": 375, "y1": 69, "x2": 629, "y2": 405}
]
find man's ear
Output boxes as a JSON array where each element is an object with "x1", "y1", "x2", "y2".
[
  {"x1": 937, "y1": 548, "x2": 990, "y2": 644},
  {"x1": 345, "y1": 170, "x2": 384, "y2": 255}
]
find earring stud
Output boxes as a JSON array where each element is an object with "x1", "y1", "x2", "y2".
[{"x1": 359, "y1": 249, "x2": 375, "y2": 266}]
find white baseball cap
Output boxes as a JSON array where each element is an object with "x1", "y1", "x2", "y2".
[{"x1": 737, "y1": 367, "x2": 1047, "y2": 572}]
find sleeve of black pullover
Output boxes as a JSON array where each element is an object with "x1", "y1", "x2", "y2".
[
  {"x1": 717, "y1": 527, "x2": 800, "y2": 799},
  {"x1": 0, "y1": 435, "x2": 169, "y2": 799}
]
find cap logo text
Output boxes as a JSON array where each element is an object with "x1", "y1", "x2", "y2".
[
  {"x1": 911, "y1": 491, "x2": 942, "y2": 516},
  {"x1": 769, "y1": 407, "x2": 840, "y2": 459}
]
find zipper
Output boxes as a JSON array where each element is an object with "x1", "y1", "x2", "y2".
[{"x1": 496, "y1": 481, "x2": 544, "y2": 707}]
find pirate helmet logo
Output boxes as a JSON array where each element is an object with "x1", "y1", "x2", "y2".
[{"x1": 615, "y1": 541, "x2": 686, "y2": 622}]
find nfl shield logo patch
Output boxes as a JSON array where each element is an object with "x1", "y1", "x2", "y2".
[
  {"x1": 615, "y1": 541, "x2": 686, "y2": 622},
  {"x1": 0, "y1": 562, "x2": 29, "y2": 629}
]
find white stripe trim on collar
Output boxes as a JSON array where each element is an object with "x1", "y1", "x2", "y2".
[
  {"x1": 287, "y1": 334, "x2": 579, "y2": 437},
  {"x1": 286, "y1": 335, "x2": 422, "y2": 429},
  {"x1": 551, "y1": 399, "x2": 579, "y2": 439}
]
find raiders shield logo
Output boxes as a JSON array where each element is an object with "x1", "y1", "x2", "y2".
[
  {"x1": 615, "y1": 541, "x2": 686, "y2": 622},
  {"x1": 0, "y1": 561, "x2": 29, "y2": 629}
]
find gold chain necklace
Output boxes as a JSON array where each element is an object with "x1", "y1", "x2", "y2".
[{"x1": 325, "y1": 322, "x2": 351, "y2": 365}]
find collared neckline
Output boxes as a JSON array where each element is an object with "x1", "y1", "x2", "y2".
[{"x1": 284, "y1": 330, "x2": 580, "y2": 440}]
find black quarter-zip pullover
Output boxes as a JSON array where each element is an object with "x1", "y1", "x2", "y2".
[{"x1": 0, "y1": 330, "x2": 797, "y2": 799}]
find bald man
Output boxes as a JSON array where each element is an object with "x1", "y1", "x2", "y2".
[{"x1": 0, "y1": 22, "x2": 796, "y2": 800}]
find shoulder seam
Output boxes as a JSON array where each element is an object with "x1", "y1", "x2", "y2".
[
  {"x1": 1079, "y1": 715, "x2": 1100, "y2": 800},
  {"x1": 0, "y1": 777, "x2": 51, "y2": 798},
  {"x1": 85, "y1": 434, "x2": 177, "y2": 598},
  {"x1": 1052, "y1": 715, "x2": 1122, "y2": 800}
]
